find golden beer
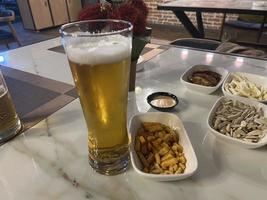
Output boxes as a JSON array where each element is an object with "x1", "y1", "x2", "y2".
[
  {"x1": 69, "y1": 57, "x2": 130, "y2": 163},
  {"x1": 0, "y1": 86, "x2": 21, "y2": 141},
  {"x1": 62, "y1": 20, "x2": 133, "y2": 174}
]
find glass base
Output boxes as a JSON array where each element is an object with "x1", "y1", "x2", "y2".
[
  {"x1": 88, "y1": 152, "x2": 129, "y2": 175},
  {"x1": 0, "y1": 119, "x2": 22, "y2": 143}
]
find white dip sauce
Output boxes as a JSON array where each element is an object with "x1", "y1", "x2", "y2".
[{"x1": 150, "y1": 96, "x2": 176, "y2": 108}]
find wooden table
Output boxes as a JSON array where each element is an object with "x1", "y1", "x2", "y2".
[{"x1": 158, "y1": 0, "x2": 267, "y2": 39}]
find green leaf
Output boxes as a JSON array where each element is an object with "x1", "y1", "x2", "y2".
[{"x1": 131, "y1": 36, "x2": 150, "y2": 61}]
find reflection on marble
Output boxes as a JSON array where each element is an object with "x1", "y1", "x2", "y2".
[
  {"x1": 0, "y1": 38, "x2": 73, "y2": 85},
  {"x1": 0, "y1": 41, "x2": 267, "y2": 199}
]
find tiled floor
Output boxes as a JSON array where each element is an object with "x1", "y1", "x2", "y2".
[{"x1": 150, "y1": 23, "x2": 267, "y2": 46}]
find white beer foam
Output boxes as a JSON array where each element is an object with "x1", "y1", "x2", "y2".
[{"x1": 65, "y1": 35, "x2": 131, "y2": 65}]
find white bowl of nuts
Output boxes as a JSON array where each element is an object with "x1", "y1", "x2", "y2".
[
  {"x1": 207, "y1": 96, "x2": 267, "y2": 148},
  {"x1": 222, "y1": 72, "x2": 267, "y2": 103},
  {"x1": 129, "y1": 112, "x2": 198, "y2": 181},
  {"x1": 180, "y1": 65, "x2": 228, "y2": 94}
]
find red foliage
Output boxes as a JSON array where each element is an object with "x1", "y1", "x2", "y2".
[
  {"x1": 130, "y1": 0, "x2": 149, "y2": 19},
  {"x1": 77, "y1": 1, "x2": 148, "y2": 36},
  {"x1": 78, "y1": 4, "x2": 111, "y2": 21},
  {"x1": 117, "y1": 2, "x2": 147, "y2": 35}
]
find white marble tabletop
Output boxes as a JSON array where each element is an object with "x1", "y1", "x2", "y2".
[{"x1": 0, "y1": 38, "x2": 267, "y2": 200}]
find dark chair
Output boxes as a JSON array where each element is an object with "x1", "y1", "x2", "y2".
[
  {"x1": 219, "y1": 13, "x2": 266, "y2": 44},
  {"x1": 170, "y1": 38, "x2": 221, "y2": 51},
  {"x1": 0, "y1": 9, "x2": 21, "y2": 48}
]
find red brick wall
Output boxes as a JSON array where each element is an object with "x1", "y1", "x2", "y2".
[{"x1": 145, "y1": 0, "x2": 238, "y2": 30}]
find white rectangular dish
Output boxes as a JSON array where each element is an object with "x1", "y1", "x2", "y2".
[
  {"x1": 222, "y1": 72, "x2": 267, "y2": 103},
  {"x1": 129, "y1": 112, "x2": 198, "y2": 181},
  {"x1": 180, "y1": 65, "x2": 228, "y2": 94},
  {"x1": 207, "y1": 96, "x2": 267, "y2": 149}
]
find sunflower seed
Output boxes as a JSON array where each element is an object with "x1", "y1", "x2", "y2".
[{"x1": 211, "y1": 99, "x2": 267, "y2": 143}]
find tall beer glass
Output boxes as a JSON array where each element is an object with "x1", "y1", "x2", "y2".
[
  {"x1": 60, "y1": 20, "x2": 132, "y2": 175},
  {"x1": 0, "y1": 70, "x2": 22, "y2": 142}
]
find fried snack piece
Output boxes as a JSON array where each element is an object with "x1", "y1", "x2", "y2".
[{"x1": 134, "y1": 122, "x2": 187, "y2": 174}]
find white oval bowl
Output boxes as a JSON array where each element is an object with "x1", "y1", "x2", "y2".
[
  {"x1": 207, "y1": 96, "x2": 267, "y2": 149},
  {"x1": 180, "y1": 65, "x2": 228, "y2": 94},
  {"x1": 129, "y1": 112, "x2": 198, "y2": 181},
  {"x1": 222, "y1": 72, "x2": 267, "y2": 103}
]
